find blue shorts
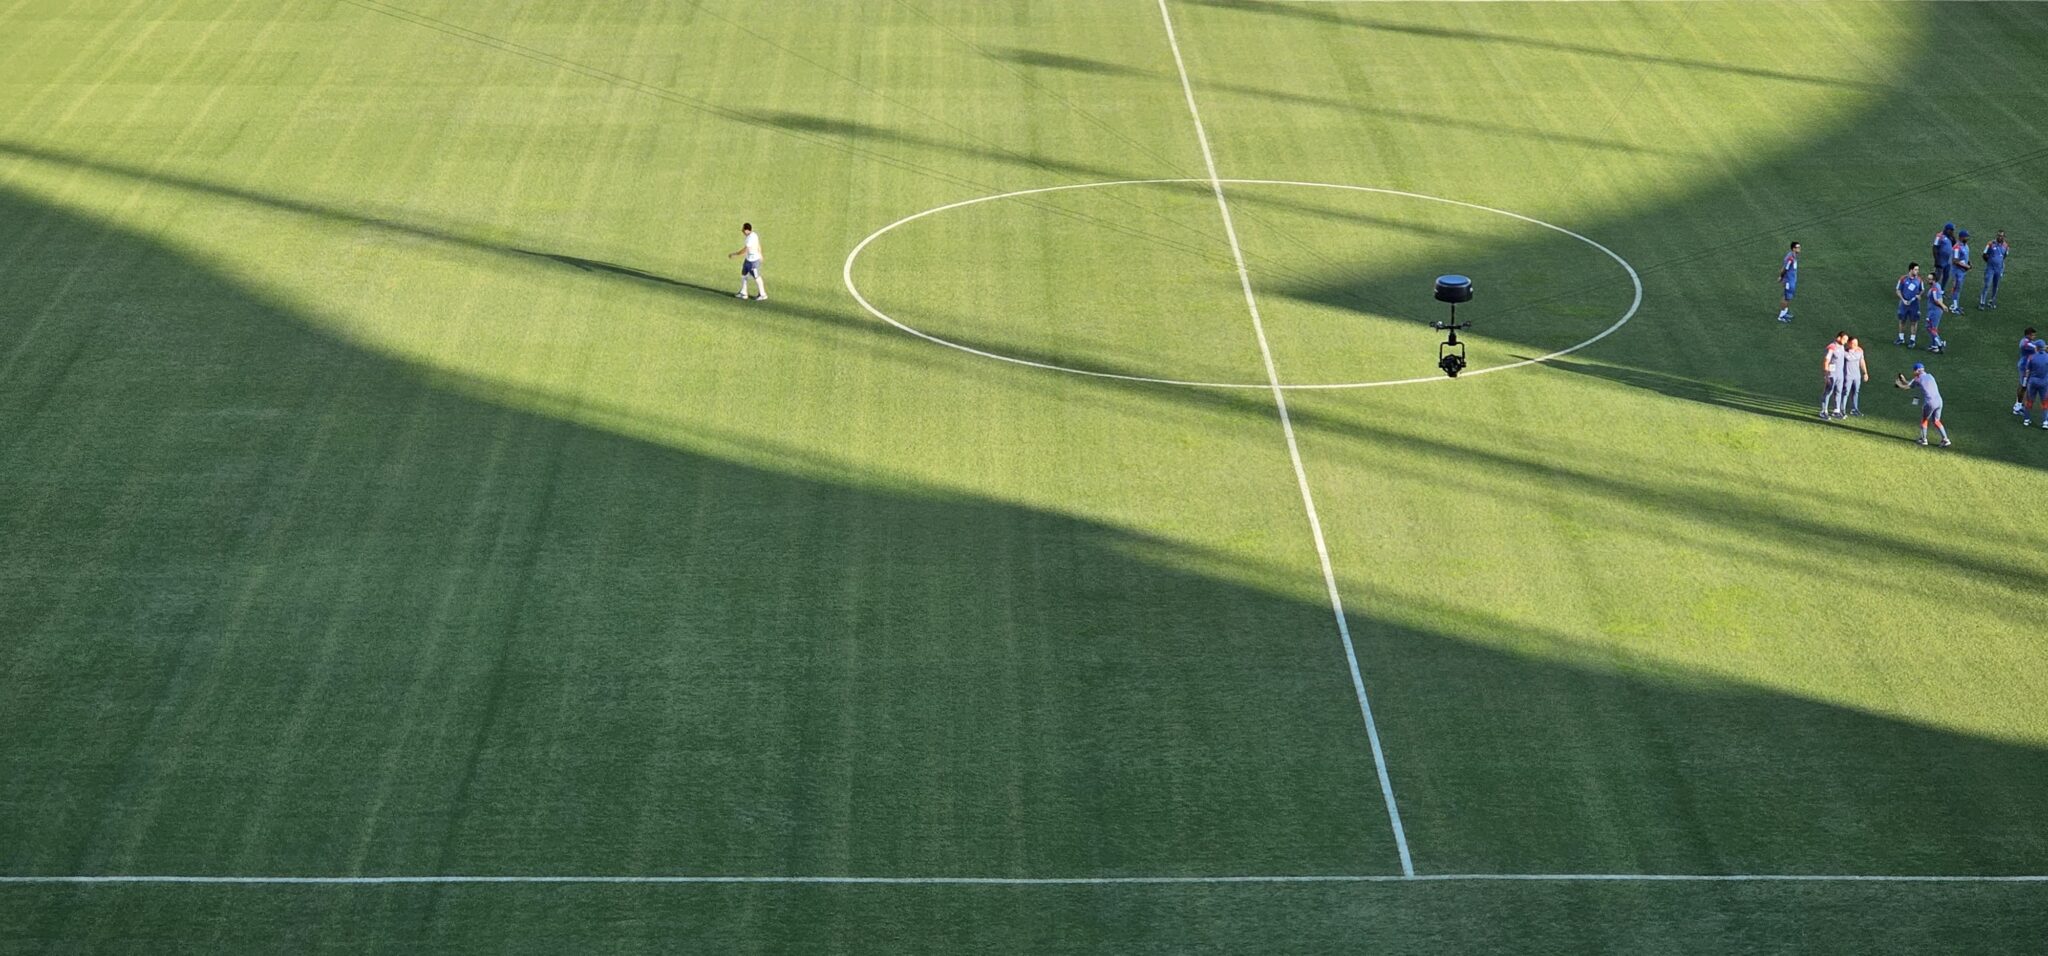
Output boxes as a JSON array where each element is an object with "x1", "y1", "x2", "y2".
[
  {"x1": 1898, "y1": 304, "x2": 1920, "y2": 321},
  {"x1": 1782, "y1": 280, "x2": 1796, "y2": 299},
  {"x1": 741, "y1": 259, "x2": 760, "y2": 277},
  {"x1": 2028, "y1": 382, "x2": 2048, "y2": 403},
  {"x1": 1922, "y1": 402, "x2": 1943, "y2": 423}
]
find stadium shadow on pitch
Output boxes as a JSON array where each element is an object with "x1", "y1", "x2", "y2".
[
  {"x1": 1123, "y1": 375, "x2": 2048, "y2": 592},
  {"x1": 986, "y1": 46, "x2": 1675, "y2": 158},
  {"x1": 6, "y1": 179, "x2": 2048, "y2": 895},
  {"x1": 0, "y1": 137, "x2": 1238, "y2": 386},
  {"x1": 739, "y1": 109, "x2": 1145, "y2": 186},
  {"x1": 1530, "y1": 358, "x2": 1837, "y2": 430},
  {"x1": 1181, "y1": 0, "x2": 1896, "y2": 94}
]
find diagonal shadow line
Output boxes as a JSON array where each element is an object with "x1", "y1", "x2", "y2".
[
  {"x1": 986, "y1": 46, "x2": 1679, "y2": 158},
  {"x1": 328, "y1": 0, "x2": 1330, "y2": 286},
  {"x1": 734, "y1": 111, "x2": 1358, "y2": 289},
  {"x1": 1531, "y1": 357, "x2": 1845, "y2": 429},
  {"x1": 0, "y1": 136, "x2": 1286, "y2": 390},
  {"x1": 866, "y1": 0, "x2": 1377, "y2": 285},
  {"x1": 1186, "y1": 0, "x2": 1900, "y2": 93},
  {"x1": 1093, "y1": 362, "x2": 2048, "y2": 592}
]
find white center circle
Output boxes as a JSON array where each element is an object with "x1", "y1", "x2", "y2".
[{"x1": 842, "y1": 179, "x2": 1643, "y2": 390}]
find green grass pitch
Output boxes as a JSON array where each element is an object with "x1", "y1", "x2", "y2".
[{"x1": 4, "y1": 0, "x2": 2048, "y2": 951}]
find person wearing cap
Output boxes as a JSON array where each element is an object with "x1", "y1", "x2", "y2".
[
  {"x1": 1979, "y1": 230, "x2": 2010, "y2": 310},
  {"x1": 2018, "y1": 328, "x2": 2044, "y2": 415},
  {"x1": 1946, "y1": 229, "x2": 1972, "y2": 312},
  {"x1": 2022, "y1": 342, "x2": 2048, "y2": 428},
  {"x1": 1932, "y1": 223, "x2": 1956, "y2": 289},
  {"x1": 1900, "y1": 363, "x2": 1950, "y2": 446}
]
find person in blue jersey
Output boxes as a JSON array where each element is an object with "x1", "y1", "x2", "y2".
[
  {"x1": 1895, "y1": 263, "x2": 1924, "y2": 347},
  {"x1": 1946, "y1": 229, "x2": 1971, "y2": 311},
  {"x1": 1896, "y1": 363, "x2": 1950, "y2": 446},
  {"x1": 2021, "y1": 343, "x2": 2048, "y2": 428},
  {"x1": 1776, "y1": 241, "x2": 1800, "y2": 322},
  {"x1": 1931, "y1": 223, "x2": 1955, "y2": 289},
  {"x1": 1979, "y1": 230, "x2": 2010, "y2": 309},
  {"x1": 2018, "y1": 328, "x2": 2044, "y2": 416},
  {"x1": 1923, "y1": 279, "x2": 1951, "y2": 353}
]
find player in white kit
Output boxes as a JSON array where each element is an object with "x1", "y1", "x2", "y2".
[{"x1": 729, "y1": 222, "x2": 766, "y2": 301}]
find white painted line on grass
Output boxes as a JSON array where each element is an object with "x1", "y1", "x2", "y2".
[
  {"x1": 3, "y1": 873, "x2": 2043, "y2": 887},
  {"x1": 1153, "y1": 0, "x2": 1415, "y2": 878},
  {"x1": 841, "y1": 178, "x2": 1643, "y2": 391}
]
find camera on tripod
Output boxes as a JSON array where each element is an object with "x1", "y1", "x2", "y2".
[{"x1": 1430, "y1": 275, "x2": 1473, "y2": 378}]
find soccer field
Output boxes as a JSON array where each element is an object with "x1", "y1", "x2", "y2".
[{"x1": 4, "y1": 0, "x2": 2047, "y2": 951}]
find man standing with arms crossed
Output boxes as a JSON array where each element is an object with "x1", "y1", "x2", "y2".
[{"x1": 1980, "y1": 230, "x2": 2010, "y2": 309}]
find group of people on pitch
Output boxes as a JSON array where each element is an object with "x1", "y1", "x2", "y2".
[
  {"x1": 1891, "y1": 222, "x2": 2012, "y2": 353},
  {"x1": 1799, "y1": 222, "x2": 2027, "y2": 447},
  {"x1": 1817, "y1": 326, "x2": 2045, "y2": 448}
]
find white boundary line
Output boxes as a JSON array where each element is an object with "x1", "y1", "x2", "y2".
[
  {"x1": 840, "y1": 178, "x2": 1643, "y2": 390},
  {"x1": 1153, "y1": 0, "x2": 1415, "y2": 878},
  {"x1": 3, "y1": 873, "x2": 2043, "y2": 886}
]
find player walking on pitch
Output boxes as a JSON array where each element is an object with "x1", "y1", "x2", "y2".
[
  {"x1": 1897, "y1": 363, "x2": 1950, "y2": 446},
  {"x1": 1776, "y1": 241, "x2": 1800, "y2": 322},
  {"x1": 1895, "y1": 263, "x2": 1924, "y2": 348},
  {"x1": 729, "y1": 222, "x2": 766, "y2": 301},
  {"x1": 1839, "y1": 336, "x2": 1868, "y2": 417},
  {"x1": 1821, "y1": 331, "x2": 1849, "y2": 420},
  {"x1": 1979, "y1": 230, "x2": 2010, "y2": 309}
]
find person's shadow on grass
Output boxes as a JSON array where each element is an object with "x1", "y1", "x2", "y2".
[{"x1": 512, "y1": 249, "x2": 733, "y2": 297}]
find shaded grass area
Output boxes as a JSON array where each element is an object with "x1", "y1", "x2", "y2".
[
  {"x1": 10, "y1": 880, "x2": 2048, "y2": 954},
  {"x1": 5, "y1": 144, "x2": 2047, "y2": 951}
]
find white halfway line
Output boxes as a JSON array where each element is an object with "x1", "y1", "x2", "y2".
[
  {"x1": 2, "y1": 873, "x2": 2043, "y2": 887},
  {"x1": 1152, "y1": 0, "x2": 1414, "y2": 878}
]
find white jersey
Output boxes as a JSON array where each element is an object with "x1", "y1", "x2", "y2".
[{"x1": 743, "y1": 231, "x2": 762, "y2": 262}]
